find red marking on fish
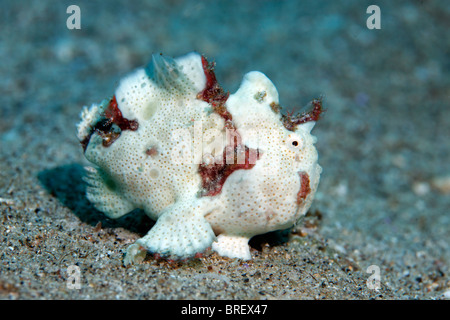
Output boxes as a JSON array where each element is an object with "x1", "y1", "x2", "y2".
[
  {"x1": 197, "y1": 55, "x2": 232, "y2": 124},
  {"x1": 297, "y1": 172, "x2": 311, "y2": 204},
  {"x1": 80, "y1": 96, "x2": 139, "y2": 151},
  {"x1": 199, "y1": 144, "x2": 261, "y2": 197},
  {"x1": 282, "y1": 98, "x2": 324, "y2": 131}
]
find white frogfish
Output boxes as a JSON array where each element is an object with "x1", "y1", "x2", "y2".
[{"x1": 77, "y1": 52, "x2": 323, "y2": 264}]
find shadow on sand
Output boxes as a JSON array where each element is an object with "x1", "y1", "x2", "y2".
[{"x1": 37, "y1": 163, "x2": 154, "y2": 236}]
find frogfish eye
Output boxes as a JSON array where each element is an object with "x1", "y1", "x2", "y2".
[{"x1": 286, "y1": 134, "x2": 303, "y2": 151}]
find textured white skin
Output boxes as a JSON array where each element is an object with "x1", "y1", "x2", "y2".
[{"x1": 78, "y1": 52, "x2": 321, "y2": 263}]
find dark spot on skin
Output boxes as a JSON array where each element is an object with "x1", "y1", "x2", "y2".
[
  {"x1": 254, "y1": 91, "x2": 267, "y2": 103},
  {"x1": 282, "y1": 98, "x2": 324, "y2": 132},
  {"x1": 81, "y1": 96, "x2": 139, "y2": 152},
  {"x1": 297, "y1": 172, "x2": 311, "y2": 205},
  {"x1": 270, "y1": 101, "x2": 281, "y2": 114},
  {"x1": 145, "y1": 146, "x2": 158, "y2": 157}
]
